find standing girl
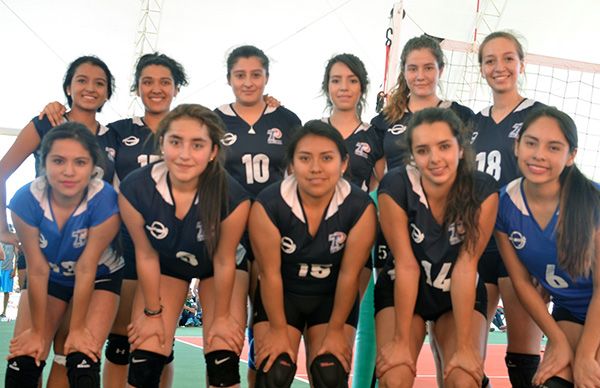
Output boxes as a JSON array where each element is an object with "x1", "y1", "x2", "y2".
[
  {"x1": 250, "y1": 120, "x2": 376, "y2": 387},
  {"x1": 495, "y1": 107, "x2": 600, "y2": 388},
  {"x1": 472, "y1": 31, "x2": 546, "y2": 386},
  {"x1": 119, "y1": 104, "x2": 250, "y2": 388},
  {"x1": 5, "y1": 123, "x2": 123, "y2": 388},
  {"x1": 375, "y1": 108, "x2": 498, "y2": 388}
]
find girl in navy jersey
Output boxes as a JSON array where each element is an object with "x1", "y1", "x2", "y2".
[
  {"x1": 5, "y1": 123, "x2": 123, "y2": 388},
  {"x1": 41, "y1": 52, "x2": 189, "y2": 387},
  {"x1": 371, "y1": 34, "x2": 474, "y2": 171},
  {"x1": 120, "y1": 104, "x2": 250, "y2": 388},
  {"x1": 250, "y1": 120, "x2": 376, "y2": 387},
  {"x1": 215, "y1": 45, "x2": 302, "y2": 385},
  {"x1": 375, "y1": 108, "x2": 498, "y2": 388},
  {"x1": 0, "y1": 55, "x2": 115, "y2": 246},
  {"x1": 495, "y1": 107, "x2": 600, "y2": 388},
  {"x1": 472, "y1": 31, "x2": 545, "y2": 386}
]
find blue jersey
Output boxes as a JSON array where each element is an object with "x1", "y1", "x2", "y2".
[
  {"x1": 321, "y1": 118, "x2": 383, "y2": 191},
  {"x1": 371, "y1": 101, "x2": 474, "y2": 170},
  {"x1": 495, "y1": 178, "x2": 593, "y2": 321},
  {"x1": 119, "y1": 161, "x2": 250, "y2": 281},
  {"x1": 31, "y1": 115, "x2": 115, "y2": 183},
  {"x1": 107, "y1": 117, "x2": 160, "y2": 186},
  {"x1": 9, "y1": 177, "x2": 123, "y2": 287},
  {"x1": 216, "y1": 104, "x2": 301, "y2": 198},
  {"x1": 379, "y1": 166, "x2": 497, "y2": 301},
  {"x1": 256, "y1": 176, "x2": 372, "y2": 295}
]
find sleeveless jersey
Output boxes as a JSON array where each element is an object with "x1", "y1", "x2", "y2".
[
  {"x1": 496, "y1": 178, "x2": 593, "y2": 321},
  {"x1": 119, "y1": 161, "x2": 249, "y2": 280},
  {"x1": 256, "y1": 175, "x2": 372, "y2": 295},
  {"x1": 216, "y1": 104, "x2": 301, "y2": 198},
  {"x1": 9, "y1": 177, "x2": 123, "y2": 286}
]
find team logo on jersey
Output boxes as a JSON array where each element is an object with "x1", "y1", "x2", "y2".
[
  {"x1": 176, "y1": 251, "x2": 198, "y2": 266},
  {"x1": 221, "y1": 133, "x2": 238, "y2": 146},
  {"x1": 39, "y1": 233, "x2": 48, "y2": 249},
  {"x1": 281, "y1": 236, "x2": 296, "y2": 254},
  {"x1": 470, "y1": 131, "x2": 479, "y2": 144},
  {"x1": 328, "y1": 231, "x2": 347, "y2": 254},
  {"x1": 267, "y1": 128, "x2": 283, "y2": 145},
  {"x1": 146, "y1": 221, "x2": 169, "y2": 240},
  {"x1": 509, "y1": 123, "x2": 523, "y2": 139},
  {"x1": 105, "y1": 147, "x2": 116, "y2": 162},
  {"x1": 196, "y1": 222, "x2": 205, "y2": 241},
  {"x1": 509, "y1": 230, "x2": 527, "y2": 249},
  {"x1": 388, "y1": 124, "x2": 407, "y2": 135},
  {"x1": 72, "y1": 228, "x2": 88, "y2": 248},
  {"x1": 410, "y1": 223, "x2": 425, "y2": 244},
  {"x1": 447, "y1": 222, "x2": 464, "y2": 246},
  {"x1": 354, "y1": 142, "x2": 371, "y2": 159},
  {"x1": 122, "y1": 136, "x2": 140, "y2": 146}
]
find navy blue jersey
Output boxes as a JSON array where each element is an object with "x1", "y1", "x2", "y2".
[
  {"x1": 471, "y1": 99, "x2": 544, "y2": 187},
  {"x1": 107, "y1": 117, "x2": 160, "y2": 185},
  {"x1": 496, "y1": 178, "x2": 593, "y2": 321},
  {"x1": 9, "y1": 177, "x2": 123, "y2": 287},
  {"x1": 379, "y1": 166, "x2": 497, "y2": 302},
  {"x1": 371, "y1": 101, "x2": 474, "y2": 170},
  {"x1": 322, "y1": 118, "x2": 384, "y2": 191},
  {"x1": 216, "y1": 104, "x2": 301, "y2": 198},
  {"x1": 256, "y1": 176, "x2": 372, "y2": 295},
  {"x1": 31, "y1": 115, "x2": 115, "y2": 183},
  {"x1": 119, "y1": 161, "x2": 250, "y2": 281}
]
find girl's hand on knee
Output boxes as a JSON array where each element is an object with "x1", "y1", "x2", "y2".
[
  {"x1": 7, "y1": 329, "x2": 47, "y2": 366},
  {"x1": 205, "y1": 314, "x2": 244, "y2": 354},
  {"x1": 444, "y1": 346, "x2": 484, "y2": 386},
  {"x1": 316, "y1": 326, "x2": 351, "y2": 372},
  {"x1": 255, "y1": 326, "x2": 295, "y2": 372},
  {"x1": 533, "y1": 338, "x2": 573, "y2": 386},
  {"x1": 376, "y1": 338, "x2": 416, "y2": 378},
  {"x1": 127, "y1": 314, "x2": 165, "y2": 351},
  {"x1": 64, "y1": 327, "x2": 100, "y2": 362},
  {"x1": 573, "y1": 356, "x2": 600, "y2": 388}
]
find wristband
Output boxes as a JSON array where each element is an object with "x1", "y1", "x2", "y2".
[{"x1": 144, "y1": 305, "x2": 163, "y2": 317}]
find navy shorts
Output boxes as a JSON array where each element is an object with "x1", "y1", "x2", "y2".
[
  {"x1": 477, "y1": 250, "x2": 508, "y2": 285},
  {"x1": 48, "y1": 268, "x2": 124, "y2": 303}
]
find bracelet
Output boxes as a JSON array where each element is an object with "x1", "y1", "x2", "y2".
[{"x1": 144, "y1": 305, "x2": 163, "y2": 317}]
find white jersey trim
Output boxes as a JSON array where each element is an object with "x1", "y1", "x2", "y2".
[
  {"x1": 406, "y1": 165, "x2": 429, "y2": 209},
  {"x1": 505, "y1": 177, "x2": 529, "y2": 215},
  {"x1": 479, "y1": 98, "x2": 536, "y2": 117},
  {"x1": 30, "y1": 176, "x2": 105, "y2": 220}
]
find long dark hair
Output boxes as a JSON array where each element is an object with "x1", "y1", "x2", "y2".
[
  {"x1": 404, "y1": 107, "x2": 479, "y2": 251},
  {"x1": 155, "y1": 104, "x2": 228, "y2": 257},
  {"x1": 518, "y1": 106, "x2": 600, "y2": 278},
  {"x1": 321, "y1": 53, "x2": 369, "y2": 118},
  {"x1": 384, "y1": 35, "x2": 444, "y2": 124}
]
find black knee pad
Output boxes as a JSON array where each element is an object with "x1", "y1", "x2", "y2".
[
  {"x1": 66, "y1": 352, "x2": 100, "y2": 388},
  {"x1": 537, "y1": 376, "x2": 574, "y2": 388},
  {"x1": 482, "y1": 374, "x2": 490, "y2": 388},
  {"x1": 505, "y1": 352, "x2": 540, "y2": 388},
  {"x1": 309, "y1": 354, "x2": 348, "y2": 388},
  {"x1": 205, "y1": 350, "x2": 240, "y2": 387},
  {"x1": 5, "y1": 356, "x2": 46, "y2": 388},
  {"x1": 256, "y1": 353, "x2": 296, "y2": 388},
  {"x1": 105, "y1": 333, "x2": 130, "y2": 365},
  {"x1": 127, "y1": 349, "x2": 167, "y2": 388}
]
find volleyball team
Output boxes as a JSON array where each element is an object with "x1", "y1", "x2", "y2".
[{"x1": 0, "y1": 30, "x2": 598, "y2": 388}]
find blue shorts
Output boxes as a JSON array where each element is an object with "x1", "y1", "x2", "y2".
[{"x1": 0, "y1": 269, "x2": 14, "y2": 292}]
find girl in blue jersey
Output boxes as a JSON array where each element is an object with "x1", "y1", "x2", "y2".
[
  {"x1": 42, "y1": 52, "x2": 189, "y2": 387},
  {"x1": 473, "y1": 31, "x2": 545, "y2": 386},
  {"x1": 375, "y1": 108, "x2": 498, "y2": 388},
  {"x1": 5, "y1": 123, "x2": 123, "y2": 388},
  {"x1": 119, "y1": 104, "x2": 250, "y2": 388},
  {"x1": 250, "y1": 120, "x2": 376, "y2": 387},
  {"x1": 495, "y1": 107, "x2": 600, "y2": 388}
]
